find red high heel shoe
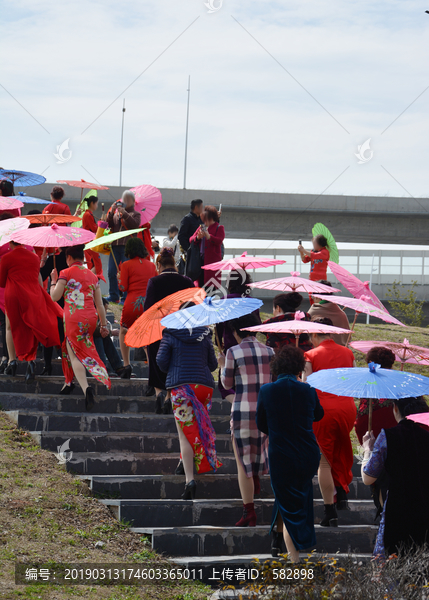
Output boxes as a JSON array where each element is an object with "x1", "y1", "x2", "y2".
[{"x1": 235, "y1": 503, "x2": 257, "y2": 527}]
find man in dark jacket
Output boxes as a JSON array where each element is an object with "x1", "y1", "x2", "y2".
[
  {"x1": 178, "y1": 199, "x2": 203, "y2": 254},
  {"x1": 106, "y1": 190, "x2": 141, "y2": 303}
]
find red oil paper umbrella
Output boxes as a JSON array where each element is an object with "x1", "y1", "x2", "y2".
[
  {"x1": 243, "y1": 310, "x2": 353, "y2": 347},
  {"x1": 57, "y1": 179, "x2": 109, "y2": 202},
  {"x1": 249, "y1": 271, "x2": 340, "y2": 294},
  {"x1": 350, "y1": 339, "x2": 429, "y2": 371},
  {"x1": 312, "y1": 294, "x2": 406, "y2": 346},
  {"x1": 328, "y1": 261, "x2": 387, "y2": 312},
  {"x1": 22, "y1": 214, "x2": 81, "y2": 225}
]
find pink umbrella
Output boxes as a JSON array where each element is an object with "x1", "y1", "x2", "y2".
[
  {"x1": 243, "y1": 310, "x2": 353, "y2": 346},
  {"x1": 328, "y1": 261, "x2": 386, "y2": 312},
  {"x1": 130, "y1": 185, "x2": 162, "y2": 223},
  {"x1": 407, "y1": 413, "x2": 429, "y2": 429},
  {"x1": 350, "y1": 339, "x2": 429, "y2": 371},
  {"x1": 11, "y1": 223, "x2": 95, "y2": 247},
  {"x1": 312, "y1": 294, "x2": 406, "y2": 345},
  {"x1": 0, "y1": 217, "x2": 30, "y2": 246},
  {"x1": 249, "y1": 271, "x2": 341, "y2": 294},
  {"x1": 0, "y1": 197, "x2": 24, "y2": 211},
  {"x1": 202, "y1": 251, "x2": 286, "y2": 271}
]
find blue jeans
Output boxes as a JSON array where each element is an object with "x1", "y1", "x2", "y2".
[{"x1": 108, "y1": 245, "x2": 127, "y2": 302}]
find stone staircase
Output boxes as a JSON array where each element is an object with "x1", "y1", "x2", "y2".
[{"x1": 0, "y1": 361, "x2": 378, "y2": 573}]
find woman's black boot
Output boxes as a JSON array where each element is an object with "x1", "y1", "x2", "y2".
[
  {"x1": 40, "y1": 364, "x2": 53, "y2": 376},
  {"x1": 181, "y1": 480, "x2": 197, "y2": 500},
  {"x1": 271, "y1": 530, "x2": 285, "y2": 557},
  {"x1": 0, "y1": 358, "x2": 8, "y2": 374},
  {"x1": 85, "y1": 387, "x2": 95, "y2": 412},
  {"x1": 25, "y1": 361, "x2": 36, "y2": 383},
  {"x1": 320, "y1": 504, "x2": 338, "y2": 527},
  {"x1": 335, "y1": 486, "x2": 350, "y2": 510},
  {"x1": 5, "y1": 360, "x2": 18, "y2": 376},
  {"x1": 59, "y1": 383, "x2": 75, "y2": 395},
  {"x1": 155, "y1": 392, "x2": 165, "y2": 414},
  {"x1": 120, "y1": 365, "x2": 132, "y2": 379}
]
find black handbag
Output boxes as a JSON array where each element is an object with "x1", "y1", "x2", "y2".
[{"x1": 185, "y1": 241, "x2": 203, "y2": 281}]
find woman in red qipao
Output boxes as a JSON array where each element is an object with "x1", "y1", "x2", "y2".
[
  {"x1": 0, "y1": 242, "x2": 62, "y2": 381},
  {"x1": 189, "y1": 205, "x2": 225, "y2": 289},
  {"x1": 82, "y1": 196, "x2": 105, "y2": 282},
  {"x1": 50, "y1": 245, "x2": 111, "y2": 411},
  {"x1": 303, "y1": 317, "x2": 356, "y2": 528}
]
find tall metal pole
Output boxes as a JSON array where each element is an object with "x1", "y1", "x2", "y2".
[
  {"x1": 366, "y1": 253, "x2": 375, "y2": 325},
  {"x1": 183, "y1": 76, "x2": 191, "y2": 189},
  {"x1": 119, "y1": 99, "x2": 126, "y2": 187}
]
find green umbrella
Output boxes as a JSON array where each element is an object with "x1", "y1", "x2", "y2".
[
  {"x1": 84, "y1": 227, "x2": 145, "y2": 270},
  {"x1": 312, "y1": 222, "x2": 339, "y2": 264},
  {"x1": 72, "y1": 189, "x2": 98, "y2": 228}
]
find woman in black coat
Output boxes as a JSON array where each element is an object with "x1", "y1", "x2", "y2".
[
  {"x1": 256, "y1": 345, "x2": 324, "y2": 562},
  {"x1": 143, "y1": 248, "x2": 195, "y2": 413}
]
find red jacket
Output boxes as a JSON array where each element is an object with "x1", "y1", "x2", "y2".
[
  {"x1": 43, "y1": 200, "x2": 71, "y2": 215},
  {"x1": 190, "y1": 222, "x2": 225, "y2": 284}
]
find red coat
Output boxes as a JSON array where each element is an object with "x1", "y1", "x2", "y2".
[
  {"x1": 190, "y1": 223, "x2": 225, "y2": 285},
  {"x1": 0, "y1": 246, "x2": 62, "y2": 360},
  {"x1": 43, "y1": 200, "x2": 71, "y2": 215}
]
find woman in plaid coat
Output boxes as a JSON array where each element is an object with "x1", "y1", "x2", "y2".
[{"x1": 219, "y1": 313, "x2": 274, "y2": 527}]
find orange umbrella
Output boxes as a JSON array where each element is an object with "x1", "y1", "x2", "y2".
[
  {"x1": 125, "y1": 288, "x2": 206, "y2": 348},
  {"x1": 22, "y1": 214, "x2": 81, "y2": 225},
  {"x1": 57, "y1": 179, "x2": 109, "y2": 201}
]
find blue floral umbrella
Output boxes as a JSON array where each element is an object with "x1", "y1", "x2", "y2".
[
  {"x1": 307, "y1": 362, "x2": 429, "y2": 400},
  {"x1": 161, "y1": 296, "x2": 262, "y2": 329},
  {"x1": 9, "y1": 193, "x2": 49, "y2": 205},
  {"x1": 0, "y1": 169, "x2": 46, "y2": 187}
]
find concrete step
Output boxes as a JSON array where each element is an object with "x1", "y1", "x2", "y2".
[
  {"x1": 101, "y1": 498, "x2": 376, "y2": 528},
  {"x1": 0, "y1": 376, "x2": 148, "y2": 397},
  {"x1": 131, "y1": 524, "x2": 379, "y2": 557},
  {"x1": 0, "y1": 392, "x2": 231, "y2": 416},
  {"x1": 12, "y1": 360, "x2": 149, "y2": 378},
  {"x1": 5, "y1": 410, "x2": 230, "y2": 434},
  {"x1": 80, "y1": 474, "x2": 373, "y2": 501},
  {"x1": 65, "y1": 452, "x2": 236, "y2": 476},
  {"x1": 31, "y1": 431, "x2": 233, "y2": 454}
]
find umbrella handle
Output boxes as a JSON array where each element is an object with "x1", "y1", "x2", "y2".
[
  {"x1": 214, "y1": 327, "x2": 223, "y2": 352},
  {"x1": 53, "y1": 253, "x2": 56, "y2": 271},
  {"x1": 110, "y1": 248, "x2": 119, "y2": 271},
  {"x1": 295, "y1": 334, "x2": 299, "y2": 347},
  {"x1": 368, "y1": 398, "x2": 373, "y2": 433},
  {"x1": 346, "y1": 312, "x2": 358, "y2": 347}
]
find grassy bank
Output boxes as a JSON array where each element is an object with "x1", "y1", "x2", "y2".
[{"x1": 0, "y1": 411, "x2": 210, "y2": 600}]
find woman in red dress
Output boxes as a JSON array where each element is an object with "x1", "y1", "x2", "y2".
[
  {"x1": 82, "y1": 197, "x2": 105, "y2": 282},
  {"x1": 303, "y1": 317, "x2": 356, "y2": 527},
  {"x1": 118, "y1": 238, "x2": 157, "y2": 378},
  {"x1": 189, "y1": 205, "x2": 225, "y2": 288},
  {"x1": 50, "y1": 245, "x2": 111, "y2": 410},
  {"x1": 0, "y1": 242, "x2": 62, "y2": 381},
  {"x1": 42, "y1": 186, "x2": 71, "y2": 216}
]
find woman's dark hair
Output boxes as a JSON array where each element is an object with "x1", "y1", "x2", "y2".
[
  {"x1": 393, "y1": 396, "x2": 429, "y2": 419},
  {"x1": 0, "y1": 212, "x2": 15, "y2": 222},
  {"x1": 168, "y1": 224, "x2": 178, "y2": 235},
  {"x1": 156, "y1": 247, "x2": 176, "y2": 270},
  {"x1": 314, "y1": 280, "x2": 334, "y2": 296},
  {"x1": 228, "y1": 269, "x2": 252, "y2": 296},
  {"x1": 229, "y1": 313, "x2": 259, "y2": 338},
  {"x1": 125, "y1": 237, "x2": 148, "y2": 260},
  {"x1": 65, "y1": 245, "x2": 84, "y2": 261},
  {"x1": 202, "y1": 205, "x2": 219, "y2": 224},
  {"x1": 0, "y1": 180, "x2": 14, "y2": 196},
  {"x1": 366, "y1": 346, "x2": 396, "y2": 370},
  {"x1": 87, "y1": 196, "x2": 98, "y2": 208},
  {"x1": 271, "y1": 345, "x2": 306, "y2": 377},
  {"x1": 273, "y1": 292, "x2": 302, "y2": 313},
  {"x1": 311, "y1": 317, "x2": 334, "y2": 337},
  {"x1": 314, "y1": 234, "x2": 328, "y2": 248},
  {"x1": 51, "y1": 186, "x2": 65, "y2": 201}
]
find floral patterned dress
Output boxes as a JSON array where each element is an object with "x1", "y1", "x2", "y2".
[{"x1": 59, "y1": 262, "x2": 111, "y2": 388}]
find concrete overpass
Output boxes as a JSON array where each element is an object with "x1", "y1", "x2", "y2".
[{"x1": 22, "y1": 183, "x2": 429, "y2": 245}]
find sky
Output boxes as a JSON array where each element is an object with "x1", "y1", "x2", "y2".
[{"x1": 1, "y1": 0, "x2": 429, "y2": 200}]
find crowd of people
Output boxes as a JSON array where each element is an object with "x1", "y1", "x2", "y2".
[{"x1": 0, "y1": 183, "x2": 428, "y2": 564}]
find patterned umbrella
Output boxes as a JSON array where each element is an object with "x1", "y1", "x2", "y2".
[
  {"x1": 0, "y1": 217, "x2": 30, "y2": 246},
  {"x1": 125, "y1": 288, "x2": 206, "y2": 348},
  {"x1": 161, "y1": 297, "x2": 263, "y2": 329},
  {"x1": 12, "y1": 223, "x2": 95, "y2": 247},
  {"x1": 202, "y1": 251, "x2": 286, "y2": 271},
  {"x1": 242, "y1": 310, "x2": 352, "y2": 346},
  {"x1": 130, "y1": 184, "x2": 162, "y2": 223},
  {"x1": 350, "y1": 339, "x2": 429, "y2": 371},
  {"x1": 249, "y1": 271, "x2": 340, "y2": 294},
  {"x1": 328, "y1": 261, "x2": 386, "y2": 312},
  {"x1": 0, "y1": 169, "x2": 46, "y2": 187},
  {"x1": 0, "y1": 197, "x2": 24, "y2": 211}
]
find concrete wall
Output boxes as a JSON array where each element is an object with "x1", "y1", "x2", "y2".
[{"x1": 22, "y1": 183, "x2": 429, "y2": 245}]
